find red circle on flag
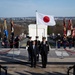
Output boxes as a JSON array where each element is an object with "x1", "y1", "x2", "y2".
[{"x1": 43, "y1": 16, "x2": 50, "y2": 23}]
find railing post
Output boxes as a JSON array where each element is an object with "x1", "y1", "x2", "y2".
[
  {"x1": 0, "y1": 65, "x2": 7, "y2": 75},
  {"x1": 5, "y1": 69, "x2": 7, "y2": 75},
  {"x1": 73, "y1": 65, "x2": 75, "y2": 75},
  {"x1": 67, "y1": 69, "x2": 69, "y2": 75},
  {"x1": 0, "y1": 65, "x2": 1, "y2": 75},
  {"x1": 56, "y1": 41, "x2": 57, "y2": 50}
]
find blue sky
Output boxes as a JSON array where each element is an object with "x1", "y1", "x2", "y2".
[{"x1": 0, "y1": 0, "x2": 75, "y2": 17}]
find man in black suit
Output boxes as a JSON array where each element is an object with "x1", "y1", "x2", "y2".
[
  {"x1": 27, "y1": 36, "x2": 33, "y2": 61},
  {"x1": 9, "y1": 37, "x2": 13, "y2": 48},
  {"x1": 40, "y1": 37, "x2": 49, "y2": 68},
  {"x1": 35, "y1": 36, "x2": 40, "y2": 61},
  {"x1": 30, "y1": 41, "x2": 38, "y2": 68},
  {"x1": 14, "y1": 36, "x2": 19, "y2": 48}
]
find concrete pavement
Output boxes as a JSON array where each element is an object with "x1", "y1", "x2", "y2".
[{"x1": 0, "y1": 48, "x2": 75, "y2": 75}]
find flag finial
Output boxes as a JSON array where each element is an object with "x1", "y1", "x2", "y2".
[{"x1": 36, "y1": 10, "x2": 37, "y2": 12}]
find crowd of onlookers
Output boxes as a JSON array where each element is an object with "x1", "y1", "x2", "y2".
[
  {"x1": 49, "y1": 33, "x2": 75, "y2": 48},
  {"x1": 1, "y1": 32, "x2": 75, "y2": 49},
  {"x1": 1, "y1": 34, "x2": 20, "y2": 48},
  {"x1": 0, "y1": 33, "x2": 26, "y2": 48}
]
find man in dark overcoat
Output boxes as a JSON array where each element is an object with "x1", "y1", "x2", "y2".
[
  {"x1": 30, "y1": 41, "x2": 39, "y2": 68},
  {"x1": 27, "y1": 36, "x2": 33, "y2": 61},
  {"x1": 40, "y1": 37, "x2": 49, "y2": 68},
  {"x1": 35, "y1": 36, "x2": 40, "y2": 61}
]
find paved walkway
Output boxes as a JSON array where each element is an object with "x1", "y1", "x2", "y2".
[
  {"x1": 1, "y1": 65, "x2": 69, "y2": 75},
  {"x1": 0, "y1": 48, "x2": 75, "y2": 75},
  {"x1": 0, "y1": 48, "x2": 75, "y2": 62}
]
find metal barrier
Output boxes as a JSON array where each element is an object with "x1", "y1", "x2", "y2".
[
  {"x1": 67, "y1": 65, "x2": 75, "y2": 75},
  {"x1": 0, "y1": 65, "x2": 7, "y2": 75}
]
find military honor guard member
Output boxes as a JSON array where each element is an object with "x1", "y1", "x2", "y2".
[
  {"x1": 67, "y1": 35, "x2": 72, "y2": 48},
  {"x1": 27, "y1": 36, "x2": 33, "y2": 61},
  {"x1": 35, "y1": 36, "x2": 40, "y2": 61},
  {"x1": 57, "y1": 34, "x2": 62, "y2": 48},
  {"x1": 14, "y1": 36, "x2": 20, "y2": 48},
  {"x1": 40, "y1": 37, "x2": 49, "y2": 68},
  {"x1": 63, "y1": 35, "x2": 67, "y2": 49}
]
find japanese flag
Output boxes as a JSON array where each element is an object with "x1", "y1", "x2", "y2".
[{"x1": 36, "y1": 12, "x2": 56, "y2": 26}]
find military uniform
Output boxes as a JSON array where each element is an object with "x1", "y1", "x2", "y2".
[
  {"x1": 14, "y1": 36, "x2": 19, "y2": 48},
  {"x1": 40, "y1": 37, "x2": 49, "y2": 68},
  {"x1": 67, "y1": 36, "x2": 73, "y2": 48},
  {"x1": 27, "y1": 37, "x2": 33, "y2": 61},
  {"x1": 57, "y1": 34, "x2": 62, "y2": 48},
  {"x1": 73, "y1": 37, "x2": 75, "y2": 47},
  {"x1": 9, "y1": 38, "x2": 13, "y2": 48},
  {"x1": 35, "y1": 36, "x2": 40, "y2": 61},
  {"x1": 63, "y1": 36, "x2": 67, "y2": 49}
]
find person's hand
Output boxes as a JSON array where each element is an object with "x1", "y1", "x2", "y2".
[
  {"x1": 26, "y1": 46, "x2": 28, "y2": 50},
  {"x1": 2, "y1": 42, "x2": 5, "y2": 45}
]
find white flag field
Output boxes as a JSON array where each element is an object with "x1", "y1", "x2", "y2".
[
  {"x1": 36, "y1": 12, "x2": 56, "y2": 26},
  {"x1": 67, "y1": 30, "x2": 71, "y2": 36}
]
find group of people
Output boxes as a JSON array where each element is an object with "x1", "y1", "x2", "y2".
[
  {"x1": 27, "y1": 36, "x2": 49, "y2": 68},
  {"x1": 2, "y1": 34, "x2": 20, "y2": 48},
  {"x1": 49, "y1": 33, "x2": 75, "y2": 49},
  {"x1": 56, "y1": 34, "x2": 75, "y2": 48}
]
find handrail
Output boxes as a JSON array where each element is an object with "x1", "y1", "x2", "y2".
[
  {"x1": 0, "y1": 65, "x2": 7, "y2": 75},
  {"x1": 0, "y1": 63, "x2": 75, "y2": 75},
  {"x1": 0, "y1": 62, "x2": 75, "y2": 65},
  {"x1": 67, "y1": 65, "x2": 75, "y2": 75}
]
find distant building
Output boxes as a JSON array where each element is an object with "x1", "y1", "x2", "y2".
[{"x1": 28, "y1": 24, "x2": 47, "y2": 41}]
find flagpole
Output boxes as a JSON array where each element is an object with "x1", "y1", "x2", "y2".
[{"x1": 36, "y1": 10, "x2": 38, "y2": 38}]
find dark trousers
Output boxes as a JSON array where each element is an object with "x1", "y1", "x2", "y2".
[
  {"x1": 41, "y1": 53, "x2": 47, "y2": 67},
  {"x1": 31, "y1": 54, "x2": 37, "y2": 67},
  {"x1": 69, "y1": 42, "x2": 72, "y2": 48},
  {"x1": 15, "y1": 42, "x2": 19, "y2": 48},
  {"x1": 63, "y1": 42, "x2": 66, "y2": 49},
  {"x1": 74, "y1": 41, "x2": 75, "y2": 47},
  {"x1": 4, "y1": 43, "x2": 8, "y2": 48},
  {"x1": 57, "y1": 41, "x2": 61, "y2": 48},
  {"x1": 28, "y1": 50, "x2": 31, "y2": 61},
  {"x1": 10, "y1": 42, "x2": 13, "y2": 48}
]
